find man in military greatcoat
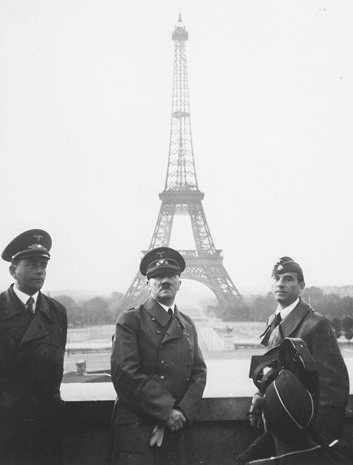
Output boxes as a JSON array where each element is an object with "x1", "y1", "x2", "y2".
[
  {"x1": 236, "y1": 256, "x2": 350, "y2": 464},
  {"x1": 110, "y1": 247, "x2": 207, "y2": 465},
  {"x1": 0, "y1": 229, "x2": 67, "y2": 465}
]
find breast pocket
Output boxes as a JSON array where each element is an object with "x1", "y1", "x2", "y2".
[{"x1": 33, "y1": 331, "x2": 64, "y2": 373}]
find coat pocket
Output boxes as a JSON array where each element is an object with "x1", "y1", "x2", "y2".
[
  {"x1": 113, "y1": 402, "x2": 142, "y2": 426},
  {"x1": 112, "y1": 422, "x2": 152, "y2": 454}
]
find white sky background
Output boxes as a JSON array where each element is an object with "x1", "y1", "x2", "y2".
[{"x1": 0, "y1": 0, "x2": 353, "y2": 298}]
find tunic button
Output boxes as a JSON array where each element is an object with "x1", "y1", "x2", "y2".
[
  {"x1": 160, "y1": 375, "x2": 165, "y2": 380},
  {"x1": 152, "y1": 317, "x2": 156, "y2": 321},
  {"x1": 160, "y1": 360, "x2": 165, "y2": 364},
  {"x1": 156, "y1": 330, "x2": 161, "y2": 334}
]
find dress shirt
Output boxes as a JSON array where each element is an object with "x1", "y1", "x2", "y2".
[
  {"x1": 155, "y1": 300, "x2": 176, "y2": 315},
  {"x1": 275, "y1": 298, "x2": 300, "y2": 321},
  {"x1": 13, "y1": 284, "x2": 39, "y2": 312}
]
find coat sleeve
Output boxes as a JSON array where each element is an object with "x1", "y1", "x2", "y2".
[
  {"x1": 177, "y1": 320, "x2": 207, "y2": 422},
  {"x1": 309, "y1": 316, "x2": 349, "y2": 442},
  {"x1": 59, "y1": 303, "x2": 68, "y2": 349},
  {"x1": 51, "y1": 299, "x2": 68, "y2": 397},
  {"x1": 110, "y1": 310, "x2": 175, "y2": 423}
]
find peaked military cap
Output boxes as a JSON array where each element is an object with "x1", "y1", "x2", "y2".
[
  {"x1": 263, "y1": 369, "x2": 315, "y2": 439},
  {"x1": 2, "y1": 229, "x2": 52, "y2": 262},
  {"x1": 272, "y1": 256, "x2": 304, "y2": 282},
  {"x1": 140, "y1": 247, "x2": 186, "y2": 279}
]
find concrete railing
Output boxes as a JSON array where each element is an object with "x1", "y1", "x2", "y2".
[{"x1": 63, "y1": 395, "x2": 353, "y2": 465}]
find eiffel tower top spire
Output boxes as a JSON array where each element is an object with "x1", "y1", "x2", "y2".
[
  {"x1": 164, "y1": 15, "x2": 199, "y2": 193},
  {"x1": 172, "y1": 13, "x2": 188, "y2": 41}
]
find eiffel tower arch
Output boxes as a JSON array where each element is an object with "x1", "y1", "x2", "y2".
[{"x1": 124, "y1": 16, "x2": 246, "y2": 319}]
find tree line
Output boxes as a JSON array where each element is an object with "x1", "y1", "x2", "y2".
[
  {"x1": 249, "y1": 286, "x2": 353, "y2": 340},
  {"x1": 55, "y1": 292, "x2": 124, "y2": 326},
  {"x1": 250, "y1": 286, "x2": 353, "y2": 321},
  {"x1": 55, "y1": 286, "x2": 353, "y2": 332}
]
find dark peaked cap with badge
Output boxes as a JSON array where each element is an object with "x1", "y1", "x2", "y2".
[
  {"x1": 263, "y1": 369, "x2": 315, "y2": 438},
  {"x1": 2, "y1": 229, "x2": 52, "y2": 262},
  {"x1": 272, "y1": 256, "x2": 304, "y2": 282},
  {"x1": 140, "y1": 246, "x2": 186, "y2": 279}
]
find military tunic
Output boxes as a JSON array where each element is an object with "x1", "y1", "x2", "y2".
[
  {"x1": 0, "y1": 286, "x2": 67, "y2": 465},
  {"x1": 110, "y1": 298, "x2": 207, "y2": 465}
]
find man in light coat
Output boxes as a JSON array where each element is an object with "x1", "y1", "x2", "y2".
[{"x1": 110, "y1": 247, "x2": 207, "y2": 465}]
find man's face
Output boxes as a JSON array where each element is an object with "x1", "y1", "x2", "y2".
[
  {"x1": 273, "y1": 272, "x2": 305, "y2": 308},
  {"x1": 10, "y1": 257, "x2": 48, "y2": 295},
  {"x1": 147, "y1": 272, "x2": 181, "y2": 306}
]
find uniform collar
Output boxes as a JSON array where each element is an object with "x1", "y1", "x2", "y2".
[
  {"x1": 3, "y1": 286, "x2": 54, "y2": 323},
  {"x1": 144, "y1": 298, "x2": 183, "y2": 327},
  {"x1": 262, "y1": 299, "x2": 311, "y2": 347},
  {"x1": 12, "y1": 284, "x2": 39, "y2": 308},
  {"x1": 156, "y1": 300, "x2": 176, "y2": 314},
  {"x1": 276, "y1": 298, "x2": 300, "y2": 321}
]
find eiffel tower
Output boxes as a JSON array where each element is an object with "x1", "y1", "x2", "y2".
[{"x1": 124, "y1": 15, "x2": 246, "y2": 318}]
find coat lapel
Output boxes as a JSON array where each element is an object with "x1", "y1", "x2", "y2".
[
  {"x1": 0, "y1": 287, "x2": 24, "y2": 321},
  {"x1": 19, "y1": 293, "x2": 52, "y2": 347},
  {"x1": 278, "y1": 300, "x2": 311, "y2": 338},
  {"x1": 0, "y1": 288, "x2": 31, "y2": 347},
  {"x1": 161, "y1": 306, "x2": 185, "y2": 343},
  {"x1": 264, "y1": 300, "x2": 311, "y2": 347},
  {"x1": 143, "y1": 299, "x2": 185, "y2": 343},
  {"x1": 260, "y1": 313, "x2": 276, "y2": 346},
  {"x1": 143, "y1": 298, "x2": 171, "y2": 327}
]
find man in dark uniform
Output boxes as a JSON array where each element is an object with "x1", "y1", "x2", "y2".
[
  {"x1": 0, "y1": 229, "x2": 67, "y2": 465},
  {"x1": 236, "y1": 256, "x2": 350, "y2": 464},
  {"x1": 110, "y1": 247, "x2": 207, "y2": 465}
]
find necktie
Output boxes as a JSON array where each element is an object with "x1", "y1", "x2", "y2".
[
  {"x1": 26, "y1": 296, "x2": 35, "y2": 315},
  {"x1": 168, "y1": 308, "x2": 173, "y2": 318},
  {"x1": 260, "y1": 312, "x2": 282, "y2": 345},
  {"x1": 274, "y1": 312, "x2": 282, "y2": 328}
]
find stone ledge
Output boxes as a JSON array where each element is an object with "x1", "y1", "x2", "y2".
[
  {"x1": 63, "y1": 394, "x2": 353, "y2": 423},
  {"x1": 63, "y1": 397, "x2": 353, "y2": 465}
]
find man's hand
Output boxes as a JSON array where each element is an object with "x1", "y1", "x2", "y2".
[
  {"x1": 248, "y1": 391, "x2": 264, "y2": 430},
  {"x1": 166, "y1": 409, "x2": 187, "y2": 432}
]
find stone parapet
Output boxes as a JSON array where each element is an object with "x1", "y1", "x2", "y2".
[{"x1": 63, "y1": 396, "x2": 353, "y2": 465}]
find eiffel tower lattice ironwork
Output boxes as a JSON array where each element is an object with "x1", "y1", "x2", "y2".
[{"x1": 124, "y1": 15, "x2": 245, "y2": 317}]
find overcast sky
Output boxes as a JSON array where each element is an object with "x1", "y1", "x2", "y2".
[{"x1": 1, "y1": 1, "x2": 352, "y2": 300}]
